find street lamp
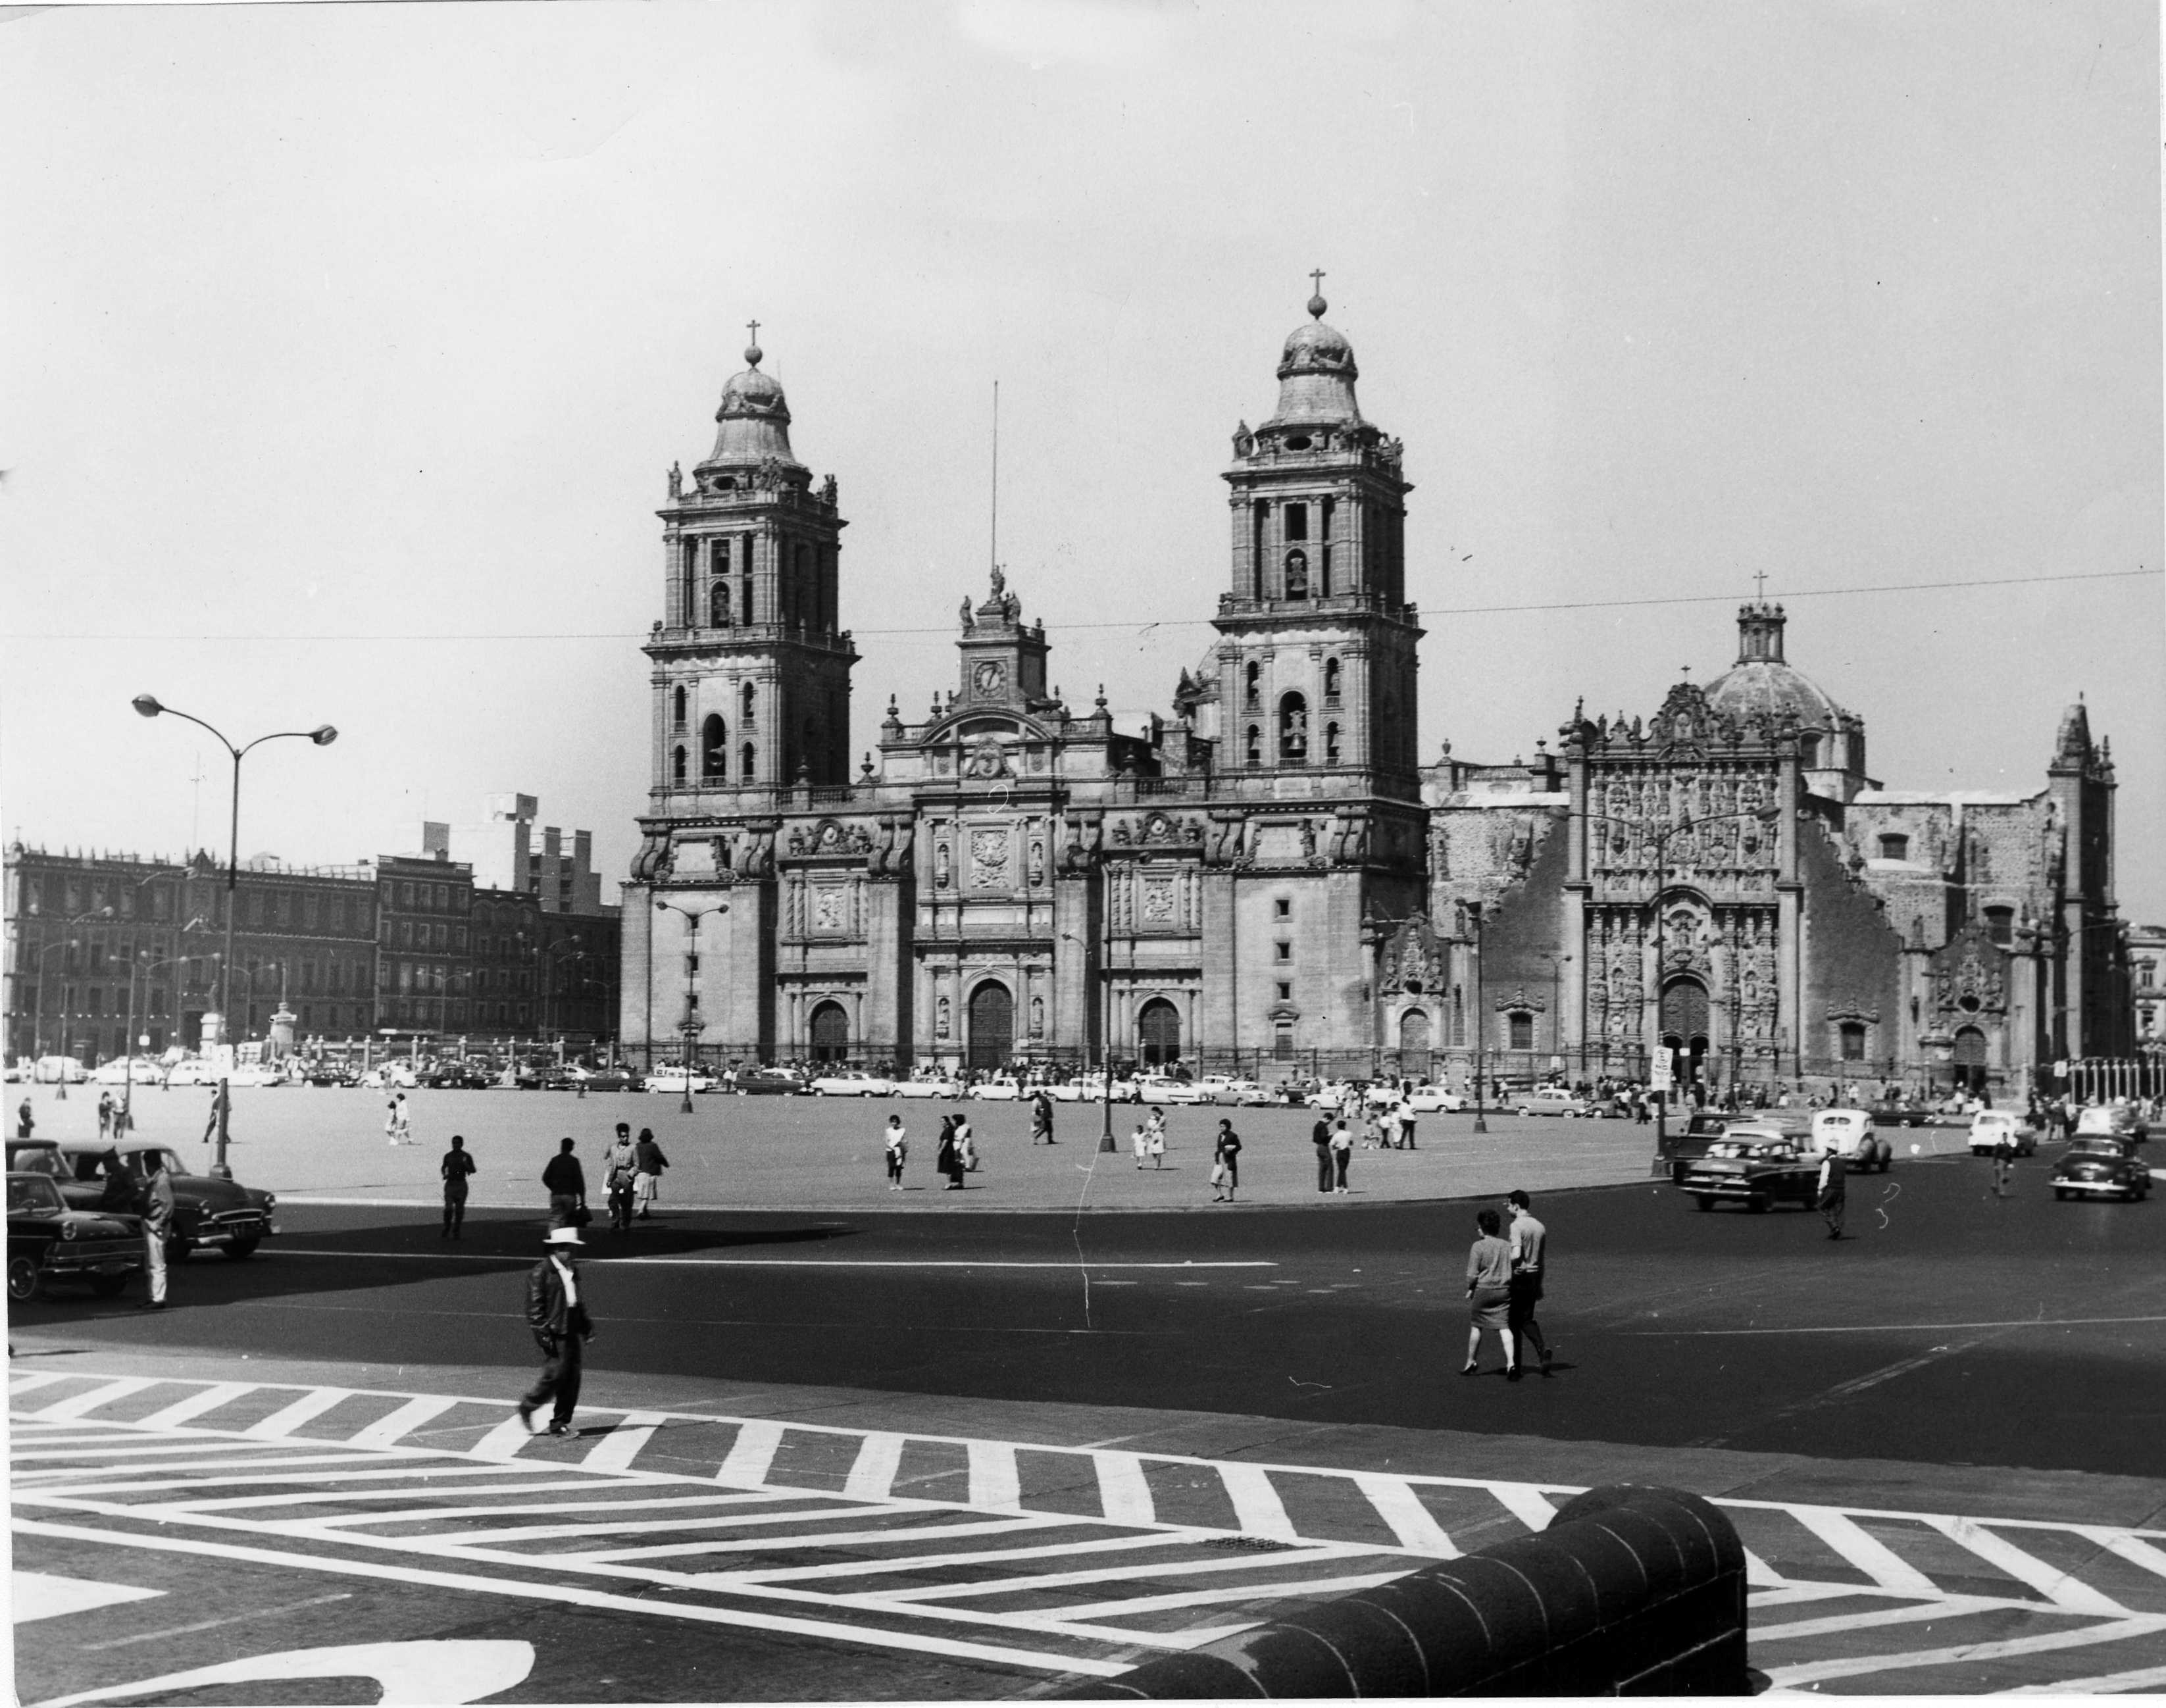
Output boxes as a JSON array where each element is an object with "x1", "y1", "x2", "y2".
[
  {"x1": 655, "y1": 898, "x2": 725, "y2": 1113},
  {"x1": 1469, "y1": 901, "x2": 1487, "y2": 1134},
  {"x1": 133, "y1": 694, "x2": 337, "y2": 1178},
  {"x1": 120, "y1": 936, "x2": 202, "y2": 1133},
  {"x1": 1060, "y1": 926, "x2": 1119, "y2": 1154}
]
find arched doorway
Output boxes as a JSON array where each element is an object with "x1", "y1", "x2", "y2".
[
  {"x1": 1138, "y1": 998, "x2": 1182, "y2": 1069},
  {"x1": 809, "y1": 1001, "x2": 849, "y2": 1065},
  {"x1": 1953, "y1": 1026, "x2": 1988, "y2": 1092},
  {"x1": 967, "y1": 982, "x2": 1013, "y2": 1073},
  {"x1": 1660, "y1": 978, "x2": 1711, "y2": 1097},
  {"x1": 1398, "y1": 1008, "x2": 1432, "y2": 1080}
]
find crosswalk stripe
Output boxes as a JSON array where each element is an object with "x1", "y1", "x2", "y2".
[
  {"x1": 2004, "y1": 1661, "x2": 2166, "y2": 1695},
  {"x1": 1788, "y1": 1507, "x2": 1942, "y2": 1597},
  {"x1": 243, "y1": 1388, "x2": 353, "y2": 1439},
  {"x1": 843, "y1": 1432, "x2": 907, "y2": 1501},
  {"x1": 1742, "y1": 1547, "x2": 1788, "y2": 1588},
  {"x1": 470, "y1": 1413, "x2": 537, "y2": 1461},
  {"x1": 1765, "y1": 1613, "x2": 2166, "y2": 1688},
  {"x1": 967, "y1": 1441, "x2": 1020, "y2": 1511},
  {"x1": 1490, "y1": 1484, "x2": 1557, "y2": 1534},
  {"x1": 345, "y1": 1395, "x2": 460, "y2": 1449},
  {"x1": 570, "y1": 1515, "x2": 1057, "y2": 1565},
  {"x1": 1926, "y1": 1518, "x2": 2128, "y2": 1614},
  {"x1": 580, "y1": 1413, "x2": 668, "y2": 1474},
  {"x1": 1219, "y1": 1462, "x2": 1299, "y2": 1542},
  {"x1": 716, "y1": 1420, "x2": 782, "y2": 1486},
  {"x1": 136, "y1": 1384, "x2": 256, "y2": 1430},
  {"x1": 876, "y1": 1543, "x2": 1360, "y2": 1602},
  {"x1": 717, "y1": 1528, "x2": 1201, "y2": 1586},
  {"x1": 1353, "y1": 1472, "x2": 1458, "y2": 1557},
  {"x1": 7, "y1": 1371, "x2": 76, "y2": 1397},
  {"x1": 1092, "y1": 1451, "x2": 1153, "y2": 1526},
  {"x1": 1044, "y1": 1569, "x2": 1409, "y2": 1620},
  {"x1": 1753, "y1": 1592, "x2": 2037, "y2": 1642},
  {"x1": 2097, "y1": 1531, "x2": 2166, "y2": 1581},
  {"x1": 32, "y1": 1378, "x2": 157, "y2": 1420}
]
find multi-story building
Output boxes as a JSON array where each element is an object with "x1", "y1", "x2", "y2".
[
  {"x1": 2131, "y1": 925, "x2": 2166, "y2": 1055},
  {"x1": 618, "y1": 291, "x2": 2128, "y2": 1099},
  {"x1": 406, "y1": 794, "x2": 607, "y2": 916}
]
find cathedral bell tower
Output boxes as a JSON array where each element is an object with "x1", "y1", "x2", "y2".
[
  {"x1": 647, "y1": 327, "x2": 857, "y2": 801},
  {"x1": 1214, "y1": 283, "x2": 1422, "y2": 797}
]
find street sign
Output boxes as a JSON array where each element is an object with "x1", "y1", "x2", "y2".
[{"x1": 1650, "y1": 1052, "x2": 1673, "y2": 1092}]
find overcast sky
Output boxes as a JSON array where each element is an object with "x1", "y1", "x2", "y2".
[{"x1": 3, "y1": 0, "x2": 2159, "y2": 920}]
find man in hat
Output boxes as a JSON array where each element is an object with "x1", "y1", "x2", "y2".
[{"x1": 516, "y1": 1225, "x2": 593, "y2": 1436}]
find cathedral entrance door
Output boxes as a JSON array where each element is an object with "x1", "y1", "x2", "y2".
[
  {"x1": 1661, "y1": 978, "x2": 1711, "y2": 1099},
  {"x1": 1138, "y1": 998, "x2": 1182, "y2": 1069},
  {"x1": 1398, "y1": 1008, "x2": 1432, "y2": 1081},
  {"x1": 1953, "y1": 1026, "x2": 1988, "y2": 1093},
  {"x1": 967, "y1": 982, "x2": 1013, "y2": 1073},
  {"x1": 809, "y1": 1001, "x2": 849, "y2": 1065}
]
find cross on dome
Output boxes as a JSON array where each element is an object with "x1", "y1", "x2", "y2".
[
  {"x1": 744, "y1": 318, "x2": 763, "y2": 366},
  {"x1": 1307, "y1": 268, "x2": 1327, "y2": 319}
]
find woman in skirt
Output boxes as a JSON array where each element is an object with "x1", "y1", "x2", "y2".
[
  {"x1": 632, "y1": 1128, "x2": 669, "y2": 1220},
  {"x1": 1463, "y1": 1207, "x2": 1518, "y2": 1379}
]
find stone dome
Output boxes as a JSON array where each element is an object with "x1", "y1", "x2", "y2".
[
  {"x1": 699, "y1": 341, "x2": 801, "y2": 471},
  {"x1": 1265, "y1": 293, "x2": 1365, "y2": 426},
  {"x1": 1702, "y1": 659, "x2": 1846, "y2": 727}
]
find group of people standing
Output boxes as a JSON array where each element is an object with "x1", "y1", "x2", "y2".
[{"x1": 881, "y1": 1111, "x2": 979, "y2": 1190}]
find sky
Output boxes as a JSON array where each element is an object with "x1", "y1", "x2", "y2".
[{"x1": 3, "y1": 0, "x2": 2160, "y2": 919}]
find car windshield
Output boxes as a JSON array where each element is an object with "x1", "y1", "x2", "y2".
[
  {"x1": 9, "y1": 1146, "x2": 67, "y2": 1180},
  {"x1": 7, "y1": 1175, "x2": 63, "y2": 1214},
  {"x1": 2068, "y1": 1139, "x2": 2126, "y2": 1157}
]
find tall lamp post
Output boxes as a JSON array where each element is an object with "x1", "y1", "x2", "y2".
[
  {"x1": 133, "y1": 695, "x2": 337, "y2": 1179},
  {"x1": 655, "y1": 898, "x2": 725, "y2": 1114},
  {"x1": 1469, "y1": 901, "x2": 1487, "y2": 1134},
  {"x1": 1061, "y1": 921, "x2": 1120, "y2": 1155},
  {"x1": 120, "y1": 940, "x2": 201, "y2": 1133}
]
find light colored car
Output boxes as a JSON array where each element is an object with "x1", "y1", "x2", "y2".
[
  {"x1": 165, "y1": 1059, "x2": 218, "y2": 1087},
  {"x1": 359, "y1": 1064, "x2": 420, "y2": 1090},
  {"x1": 34, "y1": 1057, "x2": 88, "y2": 1085},
  {"x1": 2075, "y1": 1104, "x2": 2150, "y2": 1143},
  {"x1": 970, "y1": 1077, "x2": 1022, "y2": 1101},
  {"x1": 1064, "y1": 1074, "x2": 1141, "y2": 1105},
  {"x1": 1405, "y1": 1084, "x2": 1469, "y2": 1114},
  {"x1": 895, "y1": 1074, "x2": 963, "y2": 1099},
  {"x1": 1968, "y1": 1109, "x2": 2038, "y2": 1157},
  {"x1": 1137, "y1": 1075, "x2": 1209, "y2": 1105},
  {"x1": 644, "y1": 1067, "x2": 714, "y2": 1094},
  {"x1": 92, "y1": 1057, "x2": 165, "y2": 1086},
  {"x1": 1811, "y1": 1107, "x2": 1891, "y2": 1170},
  {"x1": 1304, "y1": 1082, "x2": 1355, "y2": 1111},
  {"x1": 811, "y1": 1070, "x2": 895, "y2": 1097},
  {"x1": 1511, "y1": 1088, "x2": 1595, "y2": 1118}
]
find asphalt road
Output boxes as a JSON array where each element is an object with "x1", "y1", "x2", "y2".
[{"x1": 18, "y1": 1145, "x2": 2161, "y2": 1477}]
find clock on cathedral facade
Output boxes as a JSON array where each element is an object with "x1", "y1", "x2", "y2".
[{"x1": 620, "y1": 295, "x2": 2128, "y2": 1094}]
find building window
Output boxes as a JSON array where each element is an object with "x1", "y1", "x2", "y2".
[
  {"x1": 672, "y1": 686, "x2": 687, "y2": 728},
  {"x1": 1274, "y1": 898, "x2": 1290, "y2": 920},
  {"x1": 1323, "y1": 658, "x2": 1341, "y2": 705},
  {"x1": 1283, "y1": 549, "x2": 1308, "y2": 599},
  {"x1": 1839, "y1": 1021, "x2": 1867, "y2": 1061},
  {"x1": 1244, "y1": 661, "x2": 1260, "y2": 710},
  {"x1": 1244, "y1": 725, "x2": 1261, "y2": 769},
  {"x1": 2142, "y1": 960, "x2": 2157, "y2": 991},
  {"x1": 1273, "y1": 1020, "x2": 1294, "y2": 1061},
  {"x1": 1274, "y1": 941, "x2": 1292, "y2": 963},
  {"x1": 709, "y1": 581, "x2": 731, "y2": 627},
  {"x1": 1508, "y1": 1011, "x2": 1534, "y2": 1051},
  {"x1": 1984, "y1": 906, "x2": 2013, "y2": 946},
  {"x1": 702, "y1": 715, "x2": 726, "y2": 780},
  {"x1": 1278, "y1": 692, "x2": 1308, "y2": 765},
  {"x1": 1800, "y1": 733, "x2": 1822, "y2": 768},
  {"x1": 1879, "y1": 833, "x2": 1908, "y2": 861},
  {"x1": 671, "y1": 745, "x2": 687, "y2": 784},
  {"x1": 1276, "y1": 982, "x2": 1292, "y2": 1002},
  {"x1": 1325, "y1": 722, "x2": 1341, "y2": 765},
  {"x1": 1284, "y1": 503, "x2": 1307, "y2": 541},
  {"x1": 742, "y1": 743, "x2": 757, "y2": 782},
  {"x1": 742, "y1": 683, "x2": 757, "y2": 724}
]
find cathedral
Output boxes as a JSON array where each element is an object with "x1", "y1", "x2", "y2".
[{"x1": 620, "y1": 295, "x2": 2128, "y2": 1097}]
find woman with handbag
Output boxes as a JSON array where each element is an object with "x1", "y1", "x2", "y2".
[
  {"x1": 1210, "y1": 1119, "x2": 1241, "y2": 1202},
  {"x1": 632, "y1": 1128, "x2": 668, "y2": 1220}
]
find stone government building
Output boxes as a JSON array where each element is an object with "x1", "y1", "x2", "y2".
[{"x1": 620, "y1": 296, "x2": 2130, "y2": 1096}]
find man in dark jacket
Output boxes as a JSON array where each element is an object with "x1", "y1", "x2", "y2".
[
  {"x1": 517, "y1": 1225, "x2": 593, "y2": 1436},
  {"x1": 541, "y1": 1137, "x2": 586, "y2": 1228},
  {"x1": 1817, "y1": 1147, "x2": 1848, "y2": 1240}
]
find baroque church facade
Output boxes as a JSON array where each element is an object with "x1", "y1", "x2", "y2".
[{"x1": 620, "y1": 298, "x2": 2127, "y2": 1095}]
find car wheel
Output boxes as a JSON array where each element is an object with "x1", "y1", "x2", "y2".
[
  {"x1": 1691, "y1": 1195, "x2": 1713, "y2": 1212},
  {"x1": 1747, "y1": 1194, "x2": 1769, "y2": 1213},
  {"x1": 225, "y1": 1238, "x2": 260, "y2": 1260},
  {"x1": 89, "y1": 1273, "x2": 128, "y2": 1297},
  {"x1": 7, "y1": 1255, "x2": 41, "y2": 1301},
  {"x1": 2054, "y1": 1188, "x2": 2069, "y2": 1200}
]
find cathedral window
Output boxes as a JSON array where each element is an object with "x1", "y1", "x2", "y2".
[
  {"x1": 1276, "y1": 982, "x2": 1292, "y2": 1001},
  {"x1": 1274, "y1": 941, "x2": 1291, "y2": 963},
  {"x1": 1984, "y1": 906, "x2": 2013, "y2": 946},
  {"x1": 742, "y1": 683, "x2": 757, "y2": 724},
  {"x1": 1839, "y1": 1022, "x2": 1867, "y2": 1061},
  {"x1": 1323, "y1": 658, "x2": 1341, "y2": 705},
  {"x1": 1325, "y1": 722, "x2": 1341, "y2": 765},
  {"x1": 1284, "y1": 549, "x2": 1308, "y2": 599},
  {"x1": 1508, "y1": 1011, "x2": 1534, "y2": 1051},
  {"x1": 1800, "y1": 733, "x2": 1822, "y2": 768},
  {"x1": 1244, "y1": 661, "x2": 1260, "y2": 710},
  {"x1": 1244, "y1": 724, "x2": 1261, "y2": 769},
  {"x1": 1251, "y1": 503, "x2": 1267, "y2": 599},
  {"x1": 710, "y1": 582, "x2": 732, "y2": 627},
  {"x1": 701, "y1": 715, "x2": 726, "y2": 780},
  {"x1": 681, "y1": 542, "x2": 697, "y2": 623},
  {"x1": 1273, "y1": 1020, "x2": 1294, "y2": 1060},
  {"x1": 671, "y1": 686, "x2": 687, "y2": 728},
  {"x1": 671, "y1": 745, "x2": 687, "y2": 785},
  {"x1": 1878, "y1": 833, "x2": 1907, "y2": 861},
  {"x1": 741, "y1": 743, "x2": 757, "y2": 782},
  {"x1": 1278, "y1": 692, "x2": 1309, "y2": 765},
  {"x1": 742, "y1": 576, "x2": 754, "y2": 624},
  {"x1": 1284, "y1": 503, "x2": 1308, "y2": 541},
  {"x1": 1274, "y1": 898, "x2": 1290, "y2": 920}
]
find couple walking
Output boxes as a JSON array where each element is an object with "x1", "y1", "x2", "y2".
[
  {"x1": 1130, "y1": 1109, "x2": 1168, "y2": 1168},
  {"x1": 1463, "y1": 1190, "x2": 1553, "y2": 1381},
  {"x1": 933, "y1": 1112, "x2": 975, "y2": 1190},
  {"x1": 1311, "y1": 1115, "x2": 1353, "y2": 1193}
]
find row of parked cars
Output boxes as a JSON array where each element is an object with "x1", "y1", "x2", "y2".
[
  {"x1": 1671, "y1": 1104, "x2": 2153, "y2": 1212},
  {"x1": 6, "y1": 1136, "x2": 280, "y2": 1302}
]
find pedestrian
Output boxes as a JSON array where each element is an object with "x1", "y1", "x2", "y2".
[
  {"x1": 386, "y1": 1091, "x2": 413, "y2": 1147},
  {"x1": 953, "y1": 1110, "x2": 978, "y2": 1173},
  {"x1": 1359, "y1": 1107, "x2": 1380, "y2": 1149},
  {"x1": 1132, "y1": 1120, "x2": 1150, "y2": 1169},
  {"x1": 1398, "y1": 1101, "x2": 1418, "y2": 1150},
  {"x1": 1816, "y1": 1146, "x2": 1847, "y2": 1240},
  {"x1": 1504, "y1": 1190, "x2": 1553, "y2": 1376},
  {"x1": 935, "y1": 1118, "x2": 963, "y2": 1190},
  {"x1": 16, "y1": 1097, "x2": 32, "y2": 1140},
  {"x1": 516, "y1": 1225, "x2": 593, "y2": 1437},
  {"x1": 1992, "y1": 1128, "x2": 2016, "y2": 1199},
  {"x1": 632, "y1": 1128, "x2": 668, "y2": 1218},
  {"x1": 1211, "y1": 1119, "x2": 1242, "y2": 1203},
  {"x1": 1330, "y1": 1118, "x2": 1353, "y2": 1193},
  {"x1": 1463, "y1": 1207, "x2": 1518, "y2": 1379},
  {"x1": 440, "y1": 1134, "x2": 476, "y2": 1240},
  {"x1": 1311, "y1": 1114, "x2": 1334, "y2": 1193},
  {"x1": 97, "y1": 1090, "x2": 115, "y2": 1140},
  {"x1": 884, "y1": 1113, "x2": 907, "y2": 1190},
  {"x1": 542, "y1": 1136, "x2": 588, "y2": 1228},
  {"x1": 599, "y1": 1125, "x2": 636, "y2": 1230},
  {"x1": 134, "y1": 1151, "x2": 176, "y2": 1312},
  {"x1": 1031, "y1": 1090, "x2": 1055, "y2": 1145},
  {"x1": 1147, "y1": 1117, "x2": 1167, "y2": 1169},
  {"x1": 201, "y1": 1078, "x2": 229, "y2": 1146}
]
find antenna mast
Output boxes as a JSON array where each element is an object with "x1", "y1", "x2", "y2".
[{"x1": 990, "y1": 378, "x2": 999, "y2": 575}]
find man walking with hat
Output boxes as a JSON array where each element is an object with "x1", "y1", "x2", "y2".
[{"x1": 516, "y1": 1225, "x2": 593, "y2": 1437}]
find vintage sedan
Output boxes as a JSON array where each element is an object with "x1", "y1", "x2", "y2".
[
  {"x1": 896, "y1": 1073, "x2": 965, "y2": 1100},
  {"x1": 7, "y1": 1172, "x2": 145, "y2": 1300},
  {"x1": 735, "y1": 1068, "x2": 807, "y2": 1096},
  {"x1": 810, "y1": 1070, "x2": 896, "y2": 1097},
  {"x1": 1969, "y1": 1110, "x2": 2039, "y2": 1157},
  {"x1": 1136, "y1": 1075, "x2": 1209, "y2": 1105},
  {"x1": 1405, "y1": 1084, "x2": 1471, "y2": 1114},
  {"x1": 1678, "y1": 1138, "x2": 1821, "y2": 1212},
  {"x1": 2052, "y1": 1137, "x2": 2153, "y2": 1202},
  {"x1": 7, "y1": 1140, "x2": 278, "y2": 1259},
  {"x1": 1511, "y1": 1088, "x2": 1599, "y2": 1119}
]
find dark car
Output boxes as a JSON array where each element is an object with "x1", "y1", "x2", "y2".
[
  {"x1": 7, "y1": 1171, "x2": 145, "y2": 1300},
  {"x1": 1870, "y1": 1097, "x2": 1932, "y2": 1128},
  {"x1": 2052, "y1": 1137, "x2": 2152, "y2": 1203},
  {"x1": 1679, "y1": 1138, "x2": 1821, "y2": 1212},
  {"x1": 581, "y1": 1068, "x2": 643, "y2": 1093},
  {"x1": 419, "y1": 1065, "x2": 488, "y2": 1090},
  {"x1": 5, "y1": 1140, "x2": 278, "y2": 1259},
  {"x1": 736, "y1": 1068, "x2": 805, "y2": 1096}
]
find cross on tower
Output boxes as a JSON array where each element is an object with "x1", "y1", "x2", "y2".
[
  {"x1": 1752, "y1": 568, "x2": 1768, "y2": 602},
  {"x1": 1309, "y1": 268, "x2": 1326, "y2": 296},
  {"x1": 746, "y1": 318, "x2": 761, "y2": 346}
]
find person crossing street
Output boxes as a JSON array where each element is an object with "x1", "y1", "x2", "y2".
[
  {"x1": 440, "y1": 1134, "x2": 476, "y2": 1240},
  {"x1": 516, "y1": 1226, "x2": 593, "y2": 1436},
  {"x1": 1817, "y1": 1146, "x2": 1848, "y2": 1240}
]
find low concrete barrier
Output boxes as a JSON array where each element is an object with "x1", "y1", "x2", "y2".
[{"x1": 1065, "y1": 1484, "x2": 1747, "y2": 1698}]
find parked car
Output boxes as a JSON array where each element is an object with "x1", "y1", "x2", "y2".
[
  {"x1": 1405, "y1": 1084, "x2": 1470, "y2": 1114},
  {"x1": 34, "y1": 1056, "x2": 88, "y2": 1085},
  {"x1": 7, "y1": 1140, "x2": 277, "y2": 1259},
  {"x1": 1136, "y1": 1075, "x2": 1207, "y2": 1105},
  {"x1": 580, "y1": 1068, "x2": 643, "y2": 1093},
  {"x1": 1811, "y1": 1108, "x2": 1892, "y2": 1172},
  {"x1": 1967, "y1": 1109, "x2": 2039, "y2": 1157},
  {"x1": 1194, "y1": 1075, "x2": 1247, "y2": 1105},
  {"x1": 1870, "y1": 1097, "x2": 1932, "y2": 1128},
  {"x1": 970, "y1": 1076, "x2": 1022, "y2": 1101},
  {"x1": 7, "y1": 1172, "x2": 145, "y2": 1300},
  {"x1": 92, "y1": 1057, "x2": 164, "y2": 1086},
  {"x1": 735, "y1": 1068, "x2": 805, "y2": 1096},
  {"x1": 1678, "y1": 1138, "x2": 1820, "y2": 1212},
  {"x1": 2052, "y1": 1136, "x2": 2152, "y2": 1202},
  {"x1": 811, "y1": 1070, "x2": 895, "y2": 1097},
  {"x1": 896, "y1": 1074, "x2": 963, "y2": 1099},
  {"x1": 645, "y1": 1067, "x2": 715, "y2": 1094},
  {"x1": 1304, "y1": 1082, "x2": 1357, "y2": 1112},
  {"x1": 1511, "y1": 1088, "x2": 1598, "y2": 1118},
  {"x1": 2075, "y1": 1105, "x2": 2150, "y2": 1145}
]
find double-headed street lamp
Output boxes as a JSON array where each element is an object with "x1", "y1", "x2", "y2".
[
  {"x1": 133, "y1": 695, "x2": 337, "y2": 1178},
  {"x1": 655, "y1": 898, "x2": 726, "y2": 1114}
]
